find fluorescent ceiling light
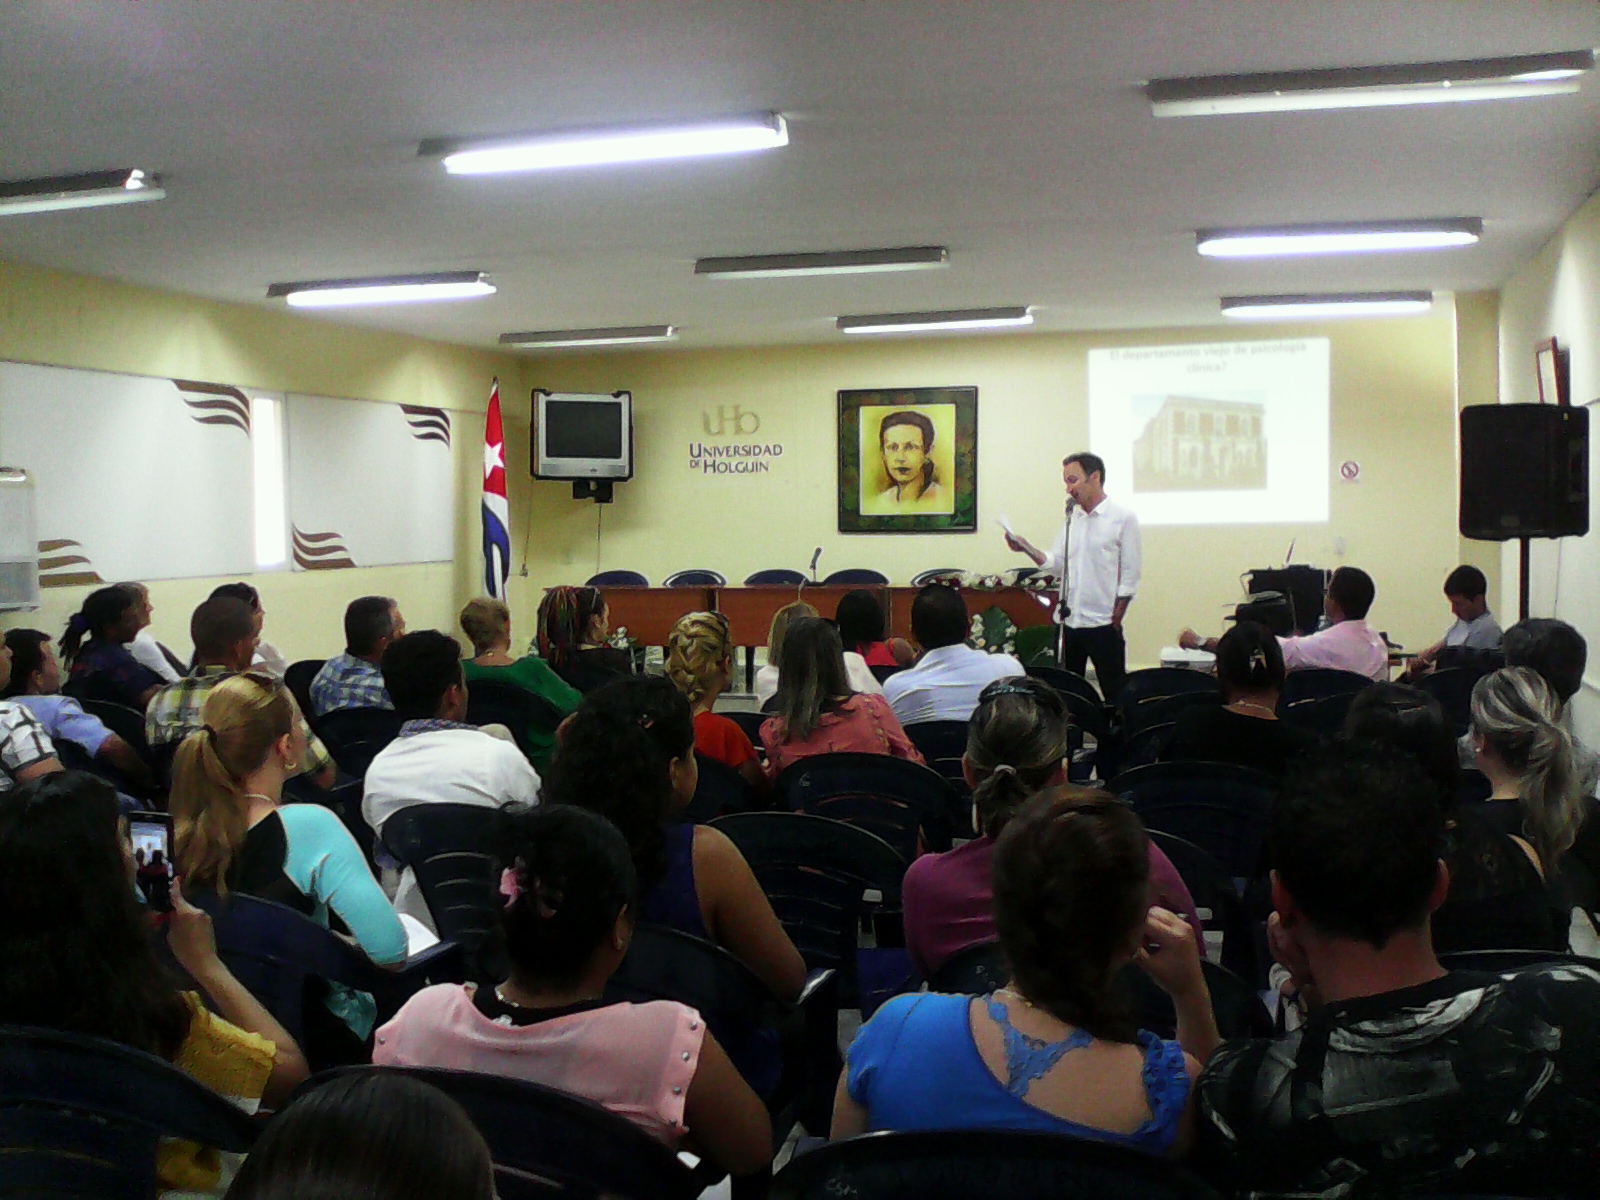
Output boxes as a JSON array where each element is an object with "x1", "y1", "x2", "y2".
[
  {"x1": 499, "y1": 325, "x2": 678, "y2": 349},
  {"x1": 267, "y1": 271, "x2": 495, "y2": 308},
  {"x1": 695, "y1": 246, "x2": 949, "y2": 279},
  {"x1": 1149, "y1": 50, "x2": 1593, "y2": 116},
  {"x1": 424, "y1": 113, "x2": 788, "y2": 175},
  {"x1": 1197, "y1": 218, "x2": 1481, "y2": 258},
  {"x1": 837, "y1": 306, "x2": 1034, "y2": 335},
  {"x1": 1222, "y1": 291, "x2": 1434, "y2": 320},
  {"x1": 0, "y1": 168, "x2": 164, "y2": 216}
]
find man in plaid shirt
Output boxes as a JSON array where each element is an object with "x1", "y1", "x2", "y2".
[
  {"x1": 0, "y1": 635, "x2": 63, "y2": 792},
  {"x1": 146, "y1": 597, "x2": 336, "y2": 788},
  {"x1": 310, "y1": 596, "x2": 405, "y2": 718}
]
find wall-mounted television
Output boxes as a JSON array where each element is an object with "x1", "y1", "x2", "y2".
[{"x1": 532, "y1": 390, "x2": 633, "y2": 481}]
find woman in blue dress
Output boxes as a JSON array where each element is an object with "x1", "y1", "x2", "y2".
[{"x1": 832, "y1": 788, "x2": 1220, "y2": 1158}]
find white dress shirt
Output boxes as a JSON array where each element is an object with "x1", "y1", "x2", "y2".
[
  {"x1": 881, "y1": 644, "x2": 1027, "y2": 726},
  {"x1": 1040, "y1": 496, "x2": 1142, "y2": 629},
  {"x1": 128, "y1": 628, "x2": 182, "y2": 684}
]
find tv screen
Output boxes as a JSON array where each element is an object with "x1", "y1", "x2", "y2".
[{"x1": 547, "y1": 401, "x2": 623, "y2": 459}]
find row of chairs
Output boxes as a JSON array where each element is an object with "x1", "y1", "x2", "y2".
[{"x1": 585, "y1": 568, "x2": 1000, "y2": 587}]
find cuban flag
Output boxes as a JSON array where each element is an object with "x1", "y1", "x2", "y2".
[{"x1": 481, "y1": 378, "x2": 511, "y2": 600}]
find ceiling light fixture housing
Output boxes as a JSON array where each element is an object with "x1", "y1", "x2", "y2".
[
  {"x1": 1149, "y1": 49, "x2": 1593, "y2": 117},
  {"x1": 499, "y1": 325, "x2": 678, "y2": 349},
  {"x1": 695, "y1": 246, "x2": 949, "y2": 279},
  {"x1": 836, "y1": 306, "x2": 1033, "y2": 335},
  {"x1": 424, "y1": 113, "x2": 788, "y2": 175},
  {"x1": 267, "y1": 271, "x2": 495, "y2": 308},
  {"x1": 1197, "y1": 218, "x2": 1481, "y2": 258},
  {"x1": 1221, "y1": 291, "x2": 1434, "y2": 320},
  {"x1": 0, "y1": 168, "x2": 165, "y2": 217}
]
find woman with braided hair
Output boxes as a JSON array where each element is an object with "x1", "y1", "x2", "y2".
[
  {"x1": 833, "y1": 788, "x2": 1218, "y2": 1155},
  {"x1": 665, "y1": 610, "x2": 765, "y2": 790},
  {"x1": 901, "y1": 676, "x2": 1202, "y2": 977},
  {"x1": 534, "y1": 586, "x2": 632, "y2": 693}
]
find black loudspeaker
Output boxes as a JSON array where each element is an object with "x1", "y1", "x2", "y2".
[
  {"x1": 1460, "y1": 404, "x2": 1589, "y2": 541},
  {"x1": 1245, "y1": 566, "x2": 1329, "y2": 635}
]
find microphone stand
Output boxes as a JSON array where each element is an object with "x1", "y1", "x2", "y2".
[{"x1": 1056, "y1": 500, "x2": 1074, "y2": 668}]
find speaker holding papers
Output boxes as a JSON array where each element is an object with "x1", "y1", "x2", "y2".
[{"x1": 1460, "y1": 404, "x2": 1589, "y2": 540}]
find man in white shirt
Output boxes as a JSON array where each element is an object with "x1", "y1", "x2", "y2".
[
  {"x1": 1006, "y1": 451, "x2": 1142, "y2": 701},
  {"x1": 882, "y1": 584, "x2": 1025, "y2": 726},
  {"x1": 362, "y1": 630, "x2": 540, "y2": 931}
]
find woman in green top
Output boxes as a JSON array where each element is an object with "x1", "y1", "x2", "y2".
[{"x1": 459, "y1": 597, "x2": 581, "y2": 770}]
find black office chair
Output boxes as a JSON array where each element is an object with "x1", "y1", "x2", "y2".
[
  {"x1": 771, "y1": 1128, "x2": 1222, "y2": 1200},
  {"x1": 1123, "y1": 690, "x2": 1221, "y2": 737},
  {"x1": 928, "y1": 940, "x2": 1009, "y2": 994},
  {"x1": 1280, "y1": 666, "x2": 1374, "y2": 703},
  {"x1": 1419, "y1": 665, "x2": 1491, "y2": 738},
  {"x1": 1116, "y1": 958, "x2": 1274, "y2": 1041},
  {"x1": 663, "y1": 568, "x2": 727, "y2": 586},
  {"x1": 1025, "y1": 663, "x2": 1103, "y2": 707},
  {"x1": 1115, "y1": 668, "x2": 1220, "y2": 712},
  {"x1": 1147, "y1": 828, "x2": 1259, "y2": 983},
  {"x1": 1110, "y1": 762, "x2": 1278, "y2": 880},
  {"x1": 463, "y1": 678, "x2": 565, "y2": 762},
  {"x1": 283, "y1": 658, "x2": 326, "y2": 726},
  {"x1": 0, "y1": 1025, "x2": 260, "y2": 1200},
  {"x1": 1438, "y1": 948, "x2": 1600, "y2": 974},
  {"x1": 775, "y1": 752, "x2": 967, "y2": 860},
  {"x1": 76, "y1": 698, "x2": 155, "y2": 765},
  {"x1": 745, "y1": 568, "x2": 808, "y2": 586},
  {"x1": 868, "y1": 663, "x2": 903, "y2": 685},
  {"x1": 823, "y1": 568, "x2": 890, "y2": 585},
  {"x1": 1119, "y1": 720, "x2": 1176, "y2": 771},
  {"x1": 1280, "y1": 689, "x2": 1358, "y2": 735},
  {"x1": 306, "y1": 1065, "x2": 706, "y2": 1200},
  {"x1": 585, "y1": 570, "x2": 649, "y2": 586},
  {"x1": 723, "y1": 708, "x2": 771, "y2": 746},
  {"x1": 909, "y1": 568, "x2": 963, "y2": 586},
  {"x1": 380, "y1": 802, "x2": 505, "y2": 982},
  {"x1": 684, "y1": 752, "x2": 762, "y2": 823},
  {"x1": 902, "y1": 720, "x2": 972, "y2": 797},
  {"x1": 316, "y1": 705, "x2": 406, "y2": 778}
]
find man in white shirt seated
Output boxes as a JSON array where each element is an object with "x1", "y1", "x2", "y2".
[
  {"x1": 1406, "y1": 565, "x2": 1502, "y2": 677},
  {"x1": 363, "y1": 629, "x2": 541, "y2": 929},
  {"x1": 882, "y1": 584, "x2": 1026, "y2": 726},
  {"x1": 1181, "y1": 566, "x2": 1389, "y2": 682}
]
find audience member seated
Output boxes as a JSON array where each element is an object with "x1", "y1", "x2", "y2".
[
  {"x1": 1403, "y1": 565, "x2": 1503, "y2": 679},
  {"x1": 833, "y1": 788, "x2": 1218, "y2": 1156},
  {"x1": 836, "y1": 588, "x2": 915, "y2": 671},
  {"x1": 120, "y1": 580, "x2": 185, "y2": 684},
  {"x1": 883, "y1": 584, "x2": 1026, "y2": 725},
  {"x1": 363, "y1": 630, "x2": 541, "y2": 929},
  {"x1": 0, "y1": 772, "x2": 308, "y2": 1194},
  {"x1": 3, "y1": 628, "x2": 150, "y2": 790},
  {"x1": 903, "y1": 678, "x2": 1202, "y2": 979},
  {"x1": 1196, "y1": 747, "x2": 1600, "y2": 1196},
  {"x1": 310, "y1": 596, "x2": 405, "y2": 717},
  {"x1": 211, "y1": 581, "x2": 289, "y2": 678},
  {"x1": 753, "y1": 599, "x2": 881, "y2": 707},
  {"x1": 760, "y1": 616, "x2": 925, "y2": 777},
  {"x1": 535, "y1": 585, "x2": 633, "y2": 693},
  {"x1": 224, "y1": 1072, "x2": 494, "y2": 1200},
  {"x1": 172, "y1": 674, "x2": 407, "y2": 1060},
  {"x1": 60, "y1": 584, "x2": 167, "y2": 710},
  {"x1": 544, "y1": 676, "x2": 805, "y2": 1007},
  {"x1": 666, "y1": 611, "x2": 766, "y2": 791},
  {"x1": 458, "y1": 596, "x2": 580, "y2": 770},
  {"x1": 1160, "y1": 621, "x2": 1316, "y2": 776},
  {"x1": 1181, "y1": 566, "x2": 1387, "y2": 682},
  {"x1": 374, "y1": 804, "x2": 772, "y2": 1181},
  {"x1": 146, "y1": 598, "x2": 336, "y2": 788}
]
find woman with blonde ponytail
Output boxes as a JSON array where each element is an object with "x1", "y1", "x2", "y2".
[
  {"x1": 665, "y1": 611, "x2": 766, "y2": 790},
  {"x1": 172, "y1": 674, "x2": 406, "y2": 1059},
  {"x1": 901, "y1": 676, "x2": 1202, "y2": 978}
]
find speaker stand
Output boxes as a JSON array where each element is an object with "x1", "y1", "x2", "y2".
[{"x1": 1519, "y1": 537, "x2": 1531, "y2": 622}]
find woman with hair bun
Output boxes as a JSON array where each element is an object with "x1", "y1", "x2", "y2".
[
  {"x1": 1160, "y1": 620, "x2": 1317, "y2": 776},
  {"x1": 374, "y1": 803, "x2": 773, "y2": 1182},
  {"x1": 834, "y1": 788, "x2": 1218, "y2": 1155},
  {"x1": 534, "y1": 586, "x2": 632, "y2": 694},
  {"x1": 665, "y1": 611, "x2": 765, "y2": 790},
  {"x1": 59, "y1": 584, "x2": 165, "y2": 710},
  {"x1": 902, "y1": 677, "x2": 1201, "y2": 978}
]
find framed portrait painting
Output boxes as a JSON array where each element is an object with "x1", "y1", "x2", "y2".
[{"x1": 837, "y1": 387, "x2": 977, "y2": 533}]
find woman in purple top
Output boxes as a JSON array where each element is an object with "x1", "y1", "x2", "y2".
[
  {"x1": 902, "y1": 676, "x2": 1203, "y2": 979},
  {"x1": 59, "y1": 585, "x2": 164, "y2": 712}
]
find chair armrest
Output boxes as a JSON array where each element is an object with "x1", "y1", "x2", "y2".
[
  {"x1": 796, "y1": 968, "x2": 837, "y2": 1010},
  {"x1": 368, "y1": 940, "x2": 467, "y2": 1025}
]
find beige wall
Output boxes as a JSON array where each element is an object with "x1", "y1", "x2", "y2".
[
  {"x1": 1453, "y1": 290, "x2": 1503, "y2": 605},
  {"x1": 0, "y1": 256, "x2": 519, "y2": 661},
  {"x1": 506, "y1": 306, "x2": 1465, "y2": 669}
]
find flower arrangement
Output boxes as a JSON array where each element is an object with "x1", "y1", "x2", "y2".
[{"x1": 970, "y1": 606, "x2": 1020, "y2": 657}]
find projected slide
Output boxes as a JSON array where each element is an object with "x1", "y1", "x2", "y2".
[{"x1": 1088, "y1": 338, "x2": 1329, "y2": 526}]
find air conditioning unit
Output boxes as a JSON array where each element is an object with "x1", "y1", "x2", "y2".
[{"x1": 0, "y1": 469, "x2": 40, "y2": 612}]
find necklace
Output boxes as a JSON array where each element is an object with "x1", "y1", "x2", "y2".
[
  {"x1": 1226, "y1": 700, "x2": 1278, "y2": 719},
  {"x1": 241, "y1": 792, "x2": 276, "y2": 805}
]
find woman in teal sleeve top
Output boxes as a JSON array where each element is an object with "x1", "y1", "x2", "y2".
[
  {"x1": 171, "y1": 672, "x2": 406, "y2": 1060},
  {"x1": 459, "y1": 597, "x2": 581, "y2": 770}
]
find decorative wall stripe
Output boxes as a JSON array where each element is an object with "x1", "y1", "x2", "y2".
[
  {"x1": 37, "y1": 538, "x2": 103, "y2": 588},
  {"x1": 292, "y1": 525, "x2": 356, "y2": 571},
  {"x1": 174, "y1": 379, "x2": 252, "y2": 435},
  {"x1": 400, "y1": 404, "x2": 451, "y2": 447}
]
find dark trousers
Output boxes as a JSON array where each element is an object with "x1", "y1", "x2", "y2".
[{"x1": 1060, "y1": 623, "x2": 1126, "y2": 703}]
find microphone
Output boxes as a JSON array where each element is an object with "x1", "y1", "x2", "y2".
[{"x1": 808, "y1": 546, "x2": 823, "y2": 582}]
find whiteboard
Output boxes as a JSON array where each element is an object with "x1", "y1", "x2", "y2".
[
  {"x1": 285, "y1": 394, "x2": 455, "y2": 570},
  {"x1": 0, "y1": 362, "x2": 255, "y2": 584}
]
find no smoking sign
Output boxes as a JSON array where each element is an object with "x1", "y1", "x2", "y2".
[{"x1": 1340, "y1": 460, "x2": 1361, "y2": 483}]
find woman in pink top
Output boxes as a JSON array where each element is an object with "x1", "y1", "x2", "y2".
[
  {"x1": 760, "y1": 616, "x2": 926, "y2": 778},
  {"x1": 902, "y1": 677, "x2": 1204, "y2": 979},
  {"x1": 374, "y1": 804, "x2": 772, "y2": 1183}
]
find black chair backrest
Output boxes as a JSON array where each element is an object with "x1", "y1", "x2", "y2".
[
  {"x1": 770, "y1": 1128, "x2": 1222, "y2": 1200},
  {"x1": 1115, "y1": 958, "x2": 1274, "y2": 1042},
  {"x1": 909, "y1": 568, "x2": 963, "y2": 586},
  {"x1": 1120, "y1": 721, "x2": 1176, "y2": 771},
  {"x1": 1279, "y1": 689, "x2": 1357, "y2": 735},
  {"x1": 283, "y1": 658, "x2": 326, "y2": 725},
  {"x1": 663, "y1": 568, "x2": 726, "y2": 586},
  {"x1": 774, "y1": 752, "x2": 967, "y2": 859},
  {"x1": 1280, "y1": 666, "x2": 1374, "y2": 703},
  {"x1": 0, "y1": 1024, "x2": 259, "y2": 1200},
  {"x1": 722, "y1": 708, "x2": 771, "y2": 747},
  {"x1": 1024, "y1": 663, "x2": 1103, "y2": 707},
  {"x1": 61, "y1": 672, "x2": 130, "y2": 708},
  {"x1": 585, "y1": 570, "x2": 649, "y2": 586},
  {"x1": 1145, "y1": 829, "x2": 1257, "y2": 982},
  {"x1": 380, "y1": 803, "x2": 504, "y2": 980},
  {"x1": 1419, "y1": 665, "x2": 1491, "y2": 738},
  {"x1": 464, "y1": 678, "x2": 564, "y2": 760},
  {"x1": 1115, "y1": 668, "x2": 1219, "y2": 712},
  {"x1": 868, "y1": 663, "x2": 903, "y2": 685},
  {"x1": 1124, "y1": 690, "x2": 1221, "y2": 737},
  {"x1": 76, "y1": 698, "x2": 154, "y2": 762},
  {"x1": 902, "y1": 720, "x2": 972, "y2": 795},
  {"x1": 745, "y1": 568, "x2": 807, "y2": 586},
  {"x1": 822, "y1": 568, "x2": 890, "y2": 585},
  {"x1": 310, "y1": 1065, "x2": 701, "y2": 1200},
  {"x1": 1110, "y1": 762, "x2": 1278, "y2": 879},
  {"x1": 928, "y1": 940, "x2": 1009, "y2": 993},
  {"x1": 712, "y1": 811, "x2": 907, "y2": 979},
  {"x1": 685, "y1": 753, "x2": 760, "y2": 823},
  {"x1": 316, "y1": 705, "x2": 406, "y2": 778},
  {"x1": 1438, "y1": 948, "x2": 1600, "y2": 973}
]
